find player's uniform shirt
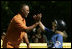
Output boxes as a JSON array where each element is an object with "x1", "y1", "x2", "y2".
[
  {"x1": 3, "y1": 13, "x2": 28, "y2": 48},
  {"x1": 44, "y1": 27, "x2": 63, "y2": 48}
]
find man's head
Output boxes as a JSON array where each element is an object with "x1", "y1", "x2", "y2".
[
  {"x1": 20, "y1": 4, "x2": 29, "y2": 18},
  {"x1": 52, "y1": 19, "x2": 66, "y2": 32}
]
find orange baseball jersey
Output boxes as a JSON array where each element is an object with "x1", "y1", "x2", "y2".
[{"x1": 3, "y1": 13, "x2": 28, "y2": 48}]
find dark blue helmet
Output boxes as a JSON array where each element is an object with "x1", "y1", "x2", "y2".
[{"x1": 53, "y1": 19, "x2": 66, "y2": 31}]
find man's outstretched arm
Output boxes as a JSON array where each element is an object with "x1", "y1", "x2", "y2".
[{"x1": 13, "y1": 17, "x2": 39, "y2": 32}]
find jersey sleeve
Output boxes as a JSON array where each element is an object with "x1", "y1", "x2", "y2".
[
  {"x1": 44, "y1": 27, "x2": 54, "y2": 35},
  {"x1": 44, "y1": 27, "x2": 53, "y2": 33},
  {"x1": 13, "y1": 17, "x2": 28, "y2": 31}
]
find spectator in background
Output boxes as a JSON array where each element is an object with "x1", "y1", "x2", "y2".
[{"x1": 31, "y1": 26, "x2": 47, "y2": 43}]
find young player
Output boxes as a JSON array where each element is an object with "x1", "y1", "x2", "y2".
[{"x1": 39, "y1": 19, "x2": 67, "y2": 48}]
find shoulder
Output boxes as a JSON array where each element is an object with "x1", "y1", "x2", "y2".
[
  {"x1": 13, "y1": 14, "x2": 23, "y2": 22},
  {"x1": 57, "y1": 34, "x2": 63, "y2": 38}
]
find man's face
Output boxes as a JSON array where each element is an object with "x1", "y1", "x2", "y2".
[
  {"x1": 52, "y1": 22, "x2": 57, "y2": 31},
  {"x1": 22, "y1": 5, "x2": 29, "y2": 18}
]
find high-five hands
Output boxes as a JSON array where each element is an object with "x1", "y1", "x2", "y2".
[{"x1": 33, "y1": 13, "x2": 42, "y2": 22}]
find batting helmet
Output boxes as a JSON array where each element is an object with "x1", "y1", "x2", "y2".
[{"x1": 53, "y1": 19, "x2": 66, "y2": 31}]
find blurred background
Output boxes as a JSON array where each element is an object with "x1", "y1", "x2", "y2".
[{"x1": 1, "y1": 1, "x2": 71, "y2": 42}]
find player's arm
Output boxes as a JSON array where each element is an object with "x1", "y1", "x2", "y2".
[
  {"x1": 53, "y1": 34, "x2": 63, "y2": 48},
  {"x1": 25, "y1": 22, "x2": 39, "y2": 32},
  {"x1": 39, "y1": 21, "x2": 53, "y2": 33},
  {"x1": 39, "y1": 21, "x2": 45, "y2": 31},
  {"x1": 14, "y1": 17, "x2": 39, "y2": 32}
]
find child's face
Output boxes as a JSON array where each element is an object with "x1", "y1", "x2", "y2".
[{"x1": 52, "y1": 22, "x2": 57, "y2": 31}]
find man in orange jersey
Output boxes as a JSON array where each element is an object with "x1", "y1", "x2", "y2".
[{"x1": 2, "y1": 4, "x2": 41, "y2": 48}]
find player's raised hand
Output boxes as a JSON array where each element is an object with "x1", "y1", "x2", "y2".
[
  {"x1": 33, "y1": 13, "x2": 42, "y2": 22},
  {"x1": 37, "y1": 13, "x2": 42, "y2": 21}
]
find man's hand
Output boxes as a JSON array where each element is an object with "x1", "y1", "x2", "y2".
[
  {"x1": 33, "y1": 13, "x2": 42, "y2": 22},
  {"x1": 37, "y1": 13, "x2": 42, "y2": 21}
]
